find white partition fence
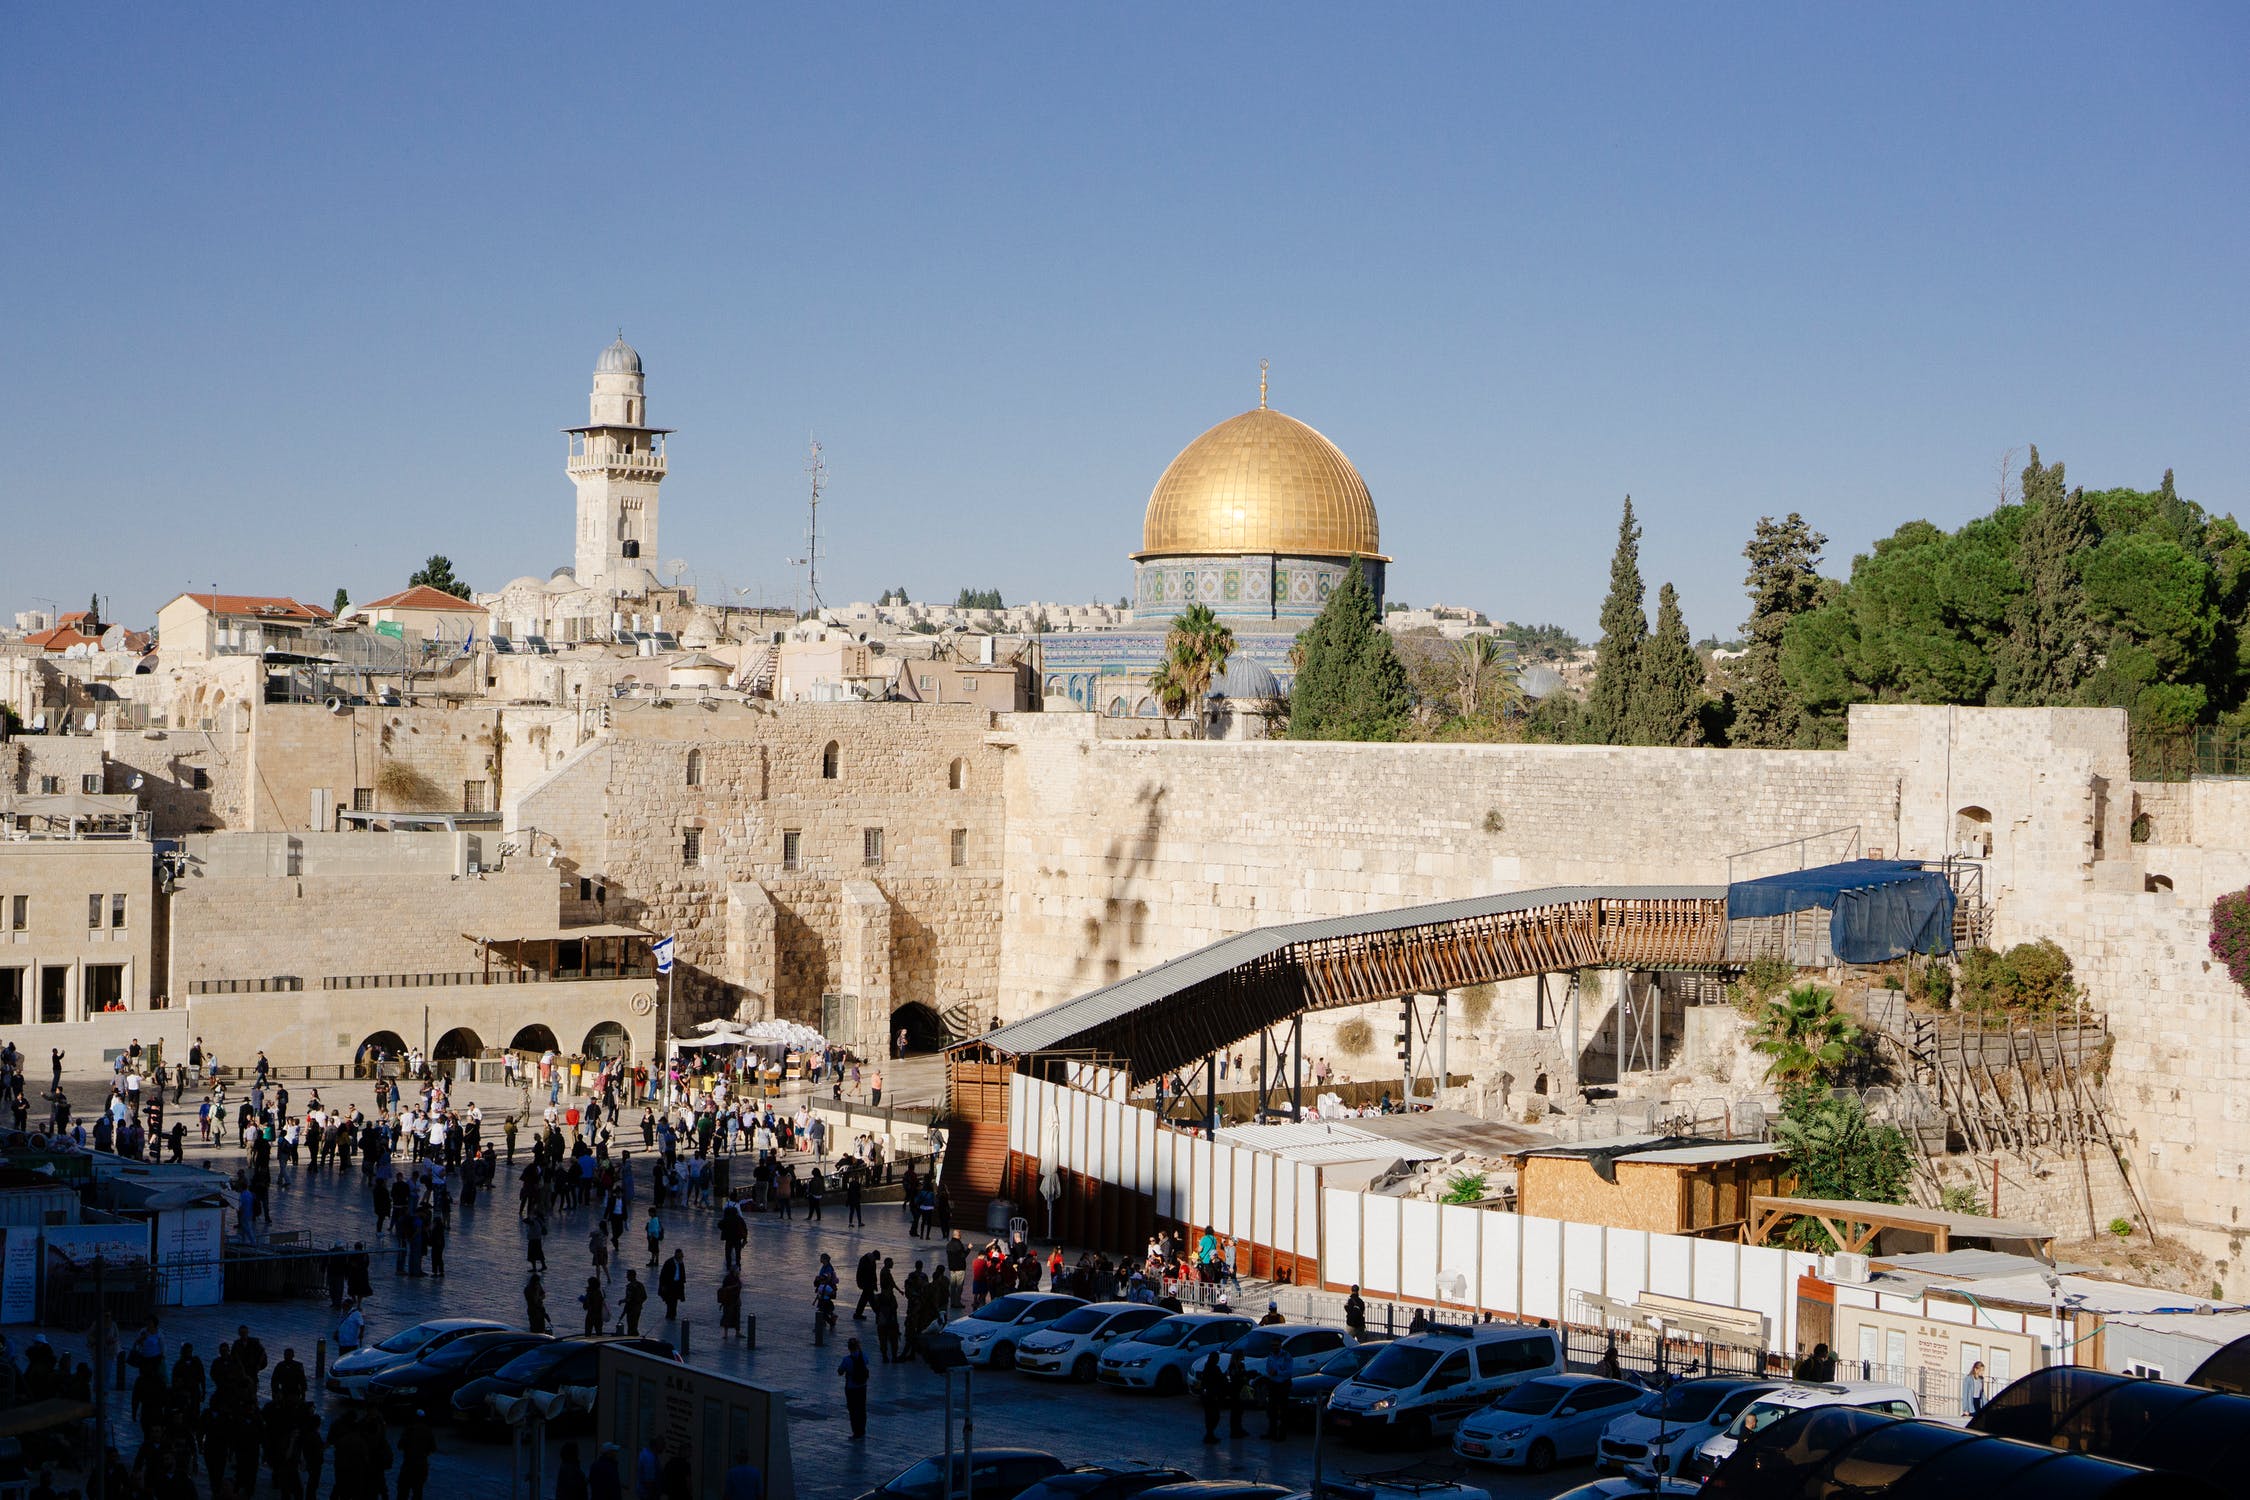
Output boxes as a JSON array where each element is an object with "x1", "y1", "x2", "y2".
[{"x1": 1005, "y1": 1070, "x2": 1817, "y2": 1355}]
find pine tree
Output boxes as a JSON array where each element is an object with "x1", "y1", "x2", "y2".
[
  {"x1": 1734, "y1": 513, "x2": 1828, "y2": 746},
  {"x1": 1992, "y1": 446, "x2": 2097, "y2": 704},
  {"x1": 1587, "y1": 497, "x2": 1649, "y2": 743},
  {"x1": 1287, "y1": 558, "x2": 1411, "y2": 741},
  {"x1": 332, "y1": 588, "x2": 350, "y2": 617},
  {"x1": 408, "y1": 555, "x2": 472, "y2": 600},
  {"x1": 1636, "y1": 583, "x2": 1705, "y2": 746}
]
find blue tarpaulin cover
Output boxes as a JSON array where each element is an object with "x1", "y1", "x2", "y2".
[{"x1": 1726, "y1": 859, "x2": 1956, "y2": 964}]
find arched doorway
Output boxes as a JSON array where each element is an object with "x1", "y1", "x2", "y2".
[
  {"x1": 1955, "y1": 806, "x2": 1993, "y2": 858},
  {"x1": 889, "y1": 1001, "x2": 948, "y2": 1057},
  {"x1": 356, "y1": 1030, "x2": 408, "y2": 1078},
  {"x1": 510, "y1": 1023, "x2": 561, "y2": 1054},
  {"x1": 432, "y1": 1027, "x2": 483, "y2": 1062},
  {"x1": 583, "y1": 1021, "x2": 632, "y2": 1061}
]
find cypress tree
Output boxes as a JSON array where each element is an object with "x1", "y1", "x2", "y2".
[
  {"x1": 1286, "y1": 558, "x2": 1411, "y2": 741},
  {"x1": 1734, "y1": 512, "x2": 1828, "y2": 746},
  {"x1": 1587, "y1": 496, "x2": 1649, "y2": 743},
  {"x1": 1637, "y1": 582, "x2": 1706, "y2": 746},
  {"x1": 1992, "y1": 446, "x2": 2098, "y2": 704}
]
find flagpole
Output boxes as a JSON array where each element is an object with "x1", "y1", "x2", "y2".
[{"x1": 665, "y1": 965, "x2": 675, "y2": 1107}]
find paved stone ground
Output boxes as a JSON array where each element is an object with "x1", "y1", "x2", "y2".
[{"x1": 31, "y1": 1069, "x2": 1593, "y2": 1500}]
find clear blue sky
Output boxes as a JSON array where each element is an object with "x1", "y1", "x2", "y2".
[{"x1": 4, "y1": 4, "x2": 2243, "y2": 639}]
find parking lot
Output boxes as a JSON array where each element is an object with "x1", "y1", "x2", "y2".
[{"x1": 51, "y1": 1084, "x2": 1617, "y2": 1500}]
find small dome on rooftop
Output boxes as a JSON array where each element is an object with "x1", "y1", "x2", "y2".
[{"x1": 596, "y1": 334, "x2": 642, "y2": 375}]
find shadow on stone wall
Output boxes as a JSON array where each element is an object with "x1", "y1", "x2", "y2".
[{"x1": 1072, "y1": 781, "x2": 1164, "y2": 990}]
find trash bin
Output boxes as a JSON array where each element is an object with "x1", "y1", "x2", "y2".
[
  {"x1": 712, "y1": 1157, "x2": 733, "y2": 1199},
  {"x1": 985, "y1": 1198, "x2": 1015, "y2": 1232}
]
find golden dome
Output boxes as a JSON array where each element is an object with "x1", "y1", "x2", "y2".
[{"x1": 1137, "y1": 405, "x2": 1384, "y2": 561}]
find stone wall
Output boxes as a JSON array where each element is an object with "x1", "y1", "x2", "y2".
[{"x1": 510, "y1": 701, "x2": 1007, "y2": 1030}]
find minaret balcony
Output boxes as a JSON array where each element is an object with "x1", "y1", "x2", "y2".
[{"x1": 568, "y1": 449, "x2": 668, "y2": 477}]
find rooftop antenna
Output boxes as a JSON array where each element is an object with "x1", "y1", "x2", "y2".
[{"x1": 804, "y1": 435, "x2": 827, "y2": 612}]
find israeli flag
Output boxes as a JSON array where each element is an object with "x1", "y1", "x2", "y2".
[{"x1": 652, "y1": 936, "x2": 675, "y2": 974}]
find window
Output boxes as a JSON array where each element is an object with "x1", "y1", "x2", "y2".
[
  {"x1": 39, "y1": 775, "x2": 61, "y2": 794},
  {"x1": 110, "y1": 893, "x2": 126, "y2": 929},
  {"x1": 950, "y1": 828, "x2": 968, "y2": 867},
  {"x1": 964, "y1": 676, "x2": 979, "y2": 692},
  {"x1": 0, "y1": 968, "x2": 21, "y2": 1026},
  {"x1": 578, "y1": 877, "x2": 595, "y2": 902},
  {"x1": 685, "y1": 748, "x2": 704, "y2": 787},
  {"x1": 782, "y1": 830, "x2": 802, "y2": 872},
  {"x1": 86, "y1": 963, "x2": 124, "y2": 1016},
  {"x1": 463, "y1": 780, "x2": 491, "y2": 814},
  {"x1": 352, "y1": 786, "x2": 374, "y2": 811},
  {"x1": 88, "y1": 894, "x2": 103, "y2": 930},
  {"x1": 682, "y1": 828, "x2": 702, "y2": 867},
  {"x1": 820, "y1": 741, "x2": 840, "y2": 779},
  {"x1": 917, "y1": 675, "x2": 934, "y2": 691},
  {"x1": 8, "y1": 895, "x2": 25, "y2": 931},
  {"x1": 1424, "y1": 1351, "x2": 1470, "y2": 1391},
  {"x1": 82, "y1": 773, "x2": 103, "y2": 794},
  {"x1": 862, "y1": 827, "x2": 884, "y2": 866},
  {"x1": 192, "y1": 768, "x2": 210, "y2": 791},
  {"x1": 948, "y1": 758, "x2": 966, "y2": 791}
]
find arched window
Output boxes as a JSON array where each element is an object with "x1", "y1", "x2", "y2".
[
  {"x1": 948, "y1": 758, "x2": 966, "y2": 792},
  {"x1": 821, "y1": 741, "x2": 839, "y2": 780},
  {"x1": 685, "y1": 748, "x2": 704, "y2": 787},
  {"x1": 1955, "y1": 806, "x2": 1993, "y2": 859},
  {"x1": 2145, "y1": 874, "x2": 2173, "y2": 893}
]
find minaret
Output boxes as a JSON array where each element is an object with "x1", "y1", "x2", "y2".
[{"x1": 567, "y1": 333, "x2": 671, "y2": 594}]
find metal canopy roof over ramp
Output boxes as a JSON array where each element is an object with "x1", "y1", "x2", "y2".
[{"x1": 972, "y1": 884, "x2": 1728, "y2": 1083}]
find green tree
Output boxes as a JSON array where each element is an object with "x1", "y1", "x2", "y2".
[
  {"x1": 1991, "y1": 447, "x2": 2097, "y2": 704},
  {"x1": 1449, "y1": 634, "x2": 1513, "y2": 721},
  {"x1": 1287, "y1": 557, "x2": 1411, "y2": 741},
  {"x1": 332, "y1": 588, "x2": 350, "y2": 617},
  {"x1": 1750, "y1": 983, "x2": 1863, "y2": 1086},
  {"x1": 1587, "y1": 496, "x2": 1648, "y2": 743},
  {"x1": 408, "y1": 555, "x2": 472, "y2": 600},
  {"x1": 954, "y1": 587, "x2": 1004, "y2": 610},
  {"x1": 1635, "y1": 582, "x2": 1705, "y2": 746},
  {"x1": 1733, "y1": 513, "x2": 1828, "y2": 747},
  {"x1": 1773, "y1": 1086, "x2": 1914, "y2": 1248}
]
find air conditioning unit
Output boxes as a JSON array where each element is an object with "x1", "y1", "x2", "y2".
[{"x1": 1826, "y1": 1252, "x2": 1872, "y2": 1285}]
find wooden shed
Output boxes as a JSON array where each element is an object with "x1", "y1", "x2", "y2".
[{"x1": 1513, "y1": 1137, "x2": 1792, "y2": 1238}]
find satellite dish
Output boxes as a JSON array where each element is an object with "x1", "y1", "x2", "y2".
[
  {"x1": 665, "y1": 558, "x2": 690, "y2": 585},
  {"x1": 1436, "y1": 1269, "x2": 1470, "y2": 1303}
]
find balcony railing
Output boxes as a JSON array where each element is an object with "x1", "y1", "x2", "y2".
[{"x1": 567, "y1": 448, "x2": 667, "y2": 476}]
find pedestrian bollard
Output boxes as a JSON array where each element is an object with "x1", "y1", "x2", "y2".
[
  {"x1": 678, "y1": 1321, "x2": 692, "y2": 1357},
  {"x1": 745, "y1": 1315, "x2": 756, "y2": 1349},
  {"x1": 315, "y1": 1340, "x2": 327, "y2": 1381}
]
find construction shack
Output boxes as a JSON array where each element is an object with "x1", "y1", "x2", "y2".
[{"x1": 1513, "y1": 1137, "x2": 1792, "y2": 1238}]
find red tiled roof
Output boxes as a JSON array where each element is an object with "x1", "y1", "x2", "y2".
[
  {"x1": 167, "y1": 593, "x2": 330, "y2": 621},
  {"x1": 358, "y1": 585, "x2": 486, "y2": 612},
  {"x1": 24, "y1": 626, "x2": 94, "y2": 651}
]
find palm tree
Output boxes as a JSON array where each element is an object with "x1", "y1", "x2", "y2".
[
  {"x1": 1752, "y1": 983, "x2": 1862, "y2": 1086},
  {"x1": 1158, "y1": 603, "x2": 1235, "y2": 736},
  {"x1": 1450, "y1": 634, "x2": 1523, "y2": 720}
]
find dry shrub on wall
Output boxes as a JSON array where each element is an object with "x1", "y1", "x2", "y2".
[
  {"x1": 1458, "y1": 984, "x2": 1495, "y2": 1028},
  {"x1": 375, "y1": 760, "x2": 445, "y2": 810},
  {"x1": 1335, "y1": 1018, "x2": 1375, "y2": 1057},
  {"x1": 2212, "y1": 889, "x2": 2250, "y2": 998}
]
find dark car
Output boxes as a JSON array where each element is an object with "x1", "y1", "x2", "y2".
[
  {"x1": 1257, "y1": 1342, "x2": 1387, "y2": 1413},
  {"x1": 1135, "y1": 1486, "x2": 1290, "y2": 1500},
  {"x1": 1011, "y1": 1467, "x2": 1194, "y2": 1500},
  {"x1": 366, "y1": 1330, "x2": 552, "y2": 1419},
  {"x1": 450, "y1": 1336, "x2": 678, "y2": 1429},
  {"x1": 852, "y1": 1450, "x2": 1067, "y2": 1500}
]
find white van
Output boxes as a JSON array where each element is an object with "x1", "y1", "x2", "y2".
[
  {"x1": 1687, "y1": 1380, "x2": 1919, "y2": 1479},
  {"x1": 1324, "y1": 1324, "x2": 1562, "y2": 1444}
]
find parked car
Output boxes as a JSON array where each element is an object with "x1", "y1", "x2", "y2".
[
  {"x1": 450, "y1": 1336, "x2": 680, "y2": 1428},
  {"x1": 923, "y1": 1292, "x2": 1087, "y2": 1370},
  {"x1": 1452, "y1": 1374, "x2": 1645, "y2": 1471},
  {"x1": 1009, "y1": 1465, "x2": 1194, "y2": 1500},
  {"x1": 1595, "y1": 1376, "x2": 1779, "y2": 1479},
  {"x1": 1096, "y1": 1313, "x2": 1257, "y2": 1394},
  {"x1": 1260, "y1": 1343, "x2": 1386, "y2": 1415},
  {"x1": 1015, "y1": 1303, "x2": 1173, "y2": 1380},
  {"x1": 1688, "y1": 1381, "x2": 1919, "y2": 1480},
  {"x1": 1271, "y1": 1475, "x2": 1487, "y2": 1500},
  {"x1": 1324, "y1": 1324, "x2": 1562, "y2": 1444},
  {"x1": 327, "y1": 1318, "x2": 507, "y2": 1399},
  {"x1": 1135, "y1": 1485, "x2": 1290, "y2": 1500},
  {"x1": 365, "y1": 1331, "x2": 553, "y2": 1419},
  {"x1": 1227, "y1": 1324, "x2": 1354, "y2": 1368},
  {"x1": 850, "y1": 1451, "x2": 1067, "y2": 1500},
  {"x1": 1547, "y1": 1480, "x2": 1701, "y2": 1499}
]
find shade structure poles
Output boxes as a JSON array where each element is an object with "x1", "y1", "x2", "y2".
[
  {"x1": 1291, "y1": 1012, "x2": 1304, "y2": 1121},
  {"x1": 1204, "y1": 1053, "x2": 1217, "y2": 1136}
]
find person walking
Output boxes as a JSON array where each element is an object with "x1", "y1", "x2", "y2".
[
  {"x1": 525, "y1": 1272, "x2": 551, "y2": 1333},
  {"x1": 1197, "y1": 1351, "x2": 1229, "y2": 1443},
  {"x1": 622, "y1": 1271, "x2": 648, "y2": 1335},
  {"x1": 1343, "y1": 1285, "x2": 1367, "y2": 1339},
  {"x1": 1960, "y1": 1360, "x2": 1989, "y2": 1416},
  {"x1": 844, "y1": 1172, "x2": 864, "y2": 1228},
  {"x1": 837, "y1": 1338, "x2": 871, "y2": 1440},
  {"x1": 645, "y1": 1208, "x2": 664, "y2": 1267},
  {"x1": 854, "y1": 1250, "x2": 880, "y2": 1320},
  {"x1": 396, "y1": 1417, "x2": 436, "y2": 1500},
  {"x1": 659, "y1": 1250, "x2": 686, "y2": 1321},
  {"x1": 717, "y1": 1267, "x2": 743, "y2": 1339},
  {"x1": 426, "y1": 1212, "x2": 448, "y2": 1278},
  {"x1": 580, "y1": 1275, "x2": 608, "y2": 1337},
  {"x1": 1264, "y1": 1345, "x2": 1295, "y2": 1440},
  {"x1": 590, "y1": 1226, "x2": 611, "y2": 1282},
  {"x1": 1224, "y1": 1350, "x2": 1251, "y2": 1438}
]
